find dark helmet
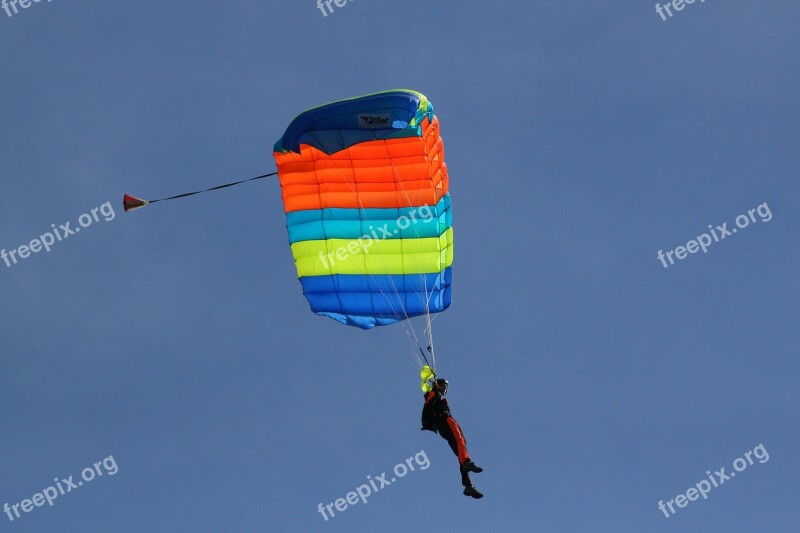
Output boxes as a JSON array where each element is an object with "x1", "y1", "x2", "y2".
[{"x1": 435, "y1": 378, "x2": 448, "y2": 395}]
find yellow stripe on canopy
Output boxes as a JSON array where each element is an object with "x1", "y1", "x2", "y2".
[{"x1": 291, "y1": 228, "x2": 454, "y2": 277}]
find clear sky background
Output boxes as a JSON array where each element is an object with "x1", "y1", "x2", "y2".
[{"x1": 1, "y1": 1, "x2": 798, "y2": 532}]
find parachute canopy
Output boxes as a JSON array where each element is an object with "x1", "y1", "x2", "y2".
[{"x1": 273, "y1": 90, "x2": 453, "y2": 329}]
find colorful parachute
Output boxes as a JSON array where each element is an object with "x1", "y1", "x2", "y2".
[{"x1": 273, "y1": 90, "x2": 453, "y2": 329}]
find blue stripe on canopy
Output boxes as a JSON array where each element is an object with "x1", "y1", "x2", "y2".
[{"x1": 298, "y1": 267, "x2": 452, "y2": 329}]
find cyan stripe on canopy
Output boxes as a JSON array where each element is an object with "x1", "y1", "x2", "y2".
[{"x1": 286, "y1": 194, "x2": 452, "y2": 243}]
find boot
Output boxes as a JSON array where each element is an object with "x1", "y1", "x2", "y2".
[
  {"x1": 463, "y1": 485, "x2": 484, "y2": 499},
  {"x1": 461, "y1": 459, "x2": 483, "y2": 474}
]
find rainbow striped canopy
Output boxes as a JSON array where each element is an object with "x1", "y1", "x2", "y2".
[{"x1": 273, "y1": 90, "x2": 453, "y2": 329}]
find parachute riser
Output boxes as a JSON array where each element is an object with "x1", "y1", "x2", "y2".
[{"x1": 419, "y1": 346, "x2": 436, "y2": 377}]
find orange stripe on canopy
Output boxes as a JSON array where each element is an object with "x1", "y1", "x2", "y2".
[{"x1": 274, "y1": 116, "x2": 448, "y2": 213}]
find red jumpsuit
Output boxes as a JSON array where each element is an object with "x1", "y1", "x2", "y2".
[{"x1": 421, "y1": 389, "x2": 472, "y2": 486}]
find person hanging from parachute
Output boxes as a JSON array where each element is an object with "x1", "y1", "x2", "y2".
[
  {"x1": 420, "y1": 364, "x2": 484, "y2": 499},
  {"x1": 122, "y1": 90, "x2": 481, "y2": 496}
]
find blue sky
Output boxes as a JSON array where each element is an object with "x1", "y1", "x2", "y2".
[{"x1": 1, "y1": 1, "x2": 798, "y2": 531}]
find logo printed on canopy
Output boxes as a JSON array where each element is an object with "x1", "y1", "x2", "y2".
[{"x1": 358, "y1": 114, "x2": 392, "y2": 129}]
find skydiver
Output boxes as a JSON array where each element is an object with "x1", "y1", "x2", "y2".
[{"x1": 421, "y1": 378, "x2": 484, "y2": 498}]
